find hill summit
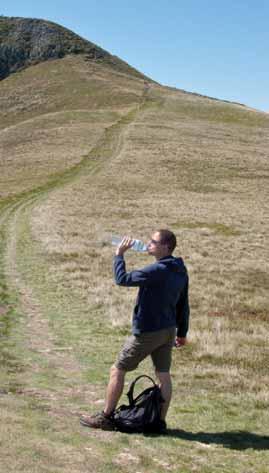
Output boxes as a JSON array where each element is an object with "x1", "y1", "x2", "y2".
[{"x1": 0, "y1": 16, "x2": 147, "y2": 80}]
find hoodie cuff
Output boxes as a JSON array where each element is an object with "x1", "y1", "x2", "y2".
[{"x1": 114, "y1": 255, "x2": 124, "y2": 260}]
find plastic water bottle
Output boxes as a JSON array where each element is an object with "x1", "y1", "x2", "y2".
[
  {"x1": 132, "y1": 239, "x2": 148, "y2": 252},
  {"x1": 111, "y1": 235, "x2": 147, "y2": 252}
]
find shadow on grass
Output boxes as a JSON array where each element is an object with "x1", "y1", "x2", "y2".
[{"x1": 165, "y1": 429, "x2": 269, "y2": 450}]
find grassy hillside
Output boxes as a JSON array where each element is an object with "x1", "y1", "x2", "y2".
[
  {"x1": 0, "y1": 55, "x2": 146, "y2": 198},
  {"x1": 0, "y1": 51, "x2": 269, "y2": 473}
]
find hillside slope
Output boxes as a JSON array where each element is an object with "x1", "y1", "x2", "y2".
[
  {"x1": 0, "y1": 18, "x2": 269, "y2": 473},
  {"x1": 0, "y1": 54, "x2": 149, "y2": 197}
]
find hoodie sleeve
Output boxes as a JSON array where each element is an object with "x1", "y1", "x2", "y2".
[
  {"x1": 114, "y1": 255, "x2": 162, "y2": 287},
  {"x1": 176, "y1": 276, "x2": 190, "y2": 337}
]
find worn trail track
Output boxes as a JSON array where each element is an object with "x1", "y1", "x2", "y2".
[{"x1": 0, "y1": 91, "x2": 150, "y2": 410}]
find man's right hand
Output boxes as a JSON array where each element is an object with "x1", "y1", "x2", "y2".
[
  {"x1": 116, "y1": 236, "x2": 134, "y2": 256},
  {"x1": 175, "y1": 337, "x2": 187, "y2": 347}
]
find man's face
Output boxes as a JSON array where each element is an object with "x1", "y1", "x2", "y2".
[{"x1": 147, "y1": 232, "x2": 168, "y2": 260}]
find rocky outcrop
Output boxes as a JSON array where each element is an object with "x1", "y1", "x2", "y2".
[{"x1": 0, "y1": 16, "x2": 145, "y2": 80}]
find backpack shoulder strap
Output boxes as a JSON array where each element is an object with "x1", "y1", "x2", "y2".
[{"x1": 127, "y1": 375, "x2": 156, "y2": 405}]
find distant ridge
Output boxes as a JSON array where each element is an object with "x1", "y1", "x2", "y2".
[{"x1": 0, "y1": 16, "x2": 150, "y2": 81}]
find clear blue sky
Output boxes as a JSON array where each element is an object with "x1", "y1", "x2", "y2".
[{"x1": 2, "y1": 1, "x2": 269, "y2": 112}]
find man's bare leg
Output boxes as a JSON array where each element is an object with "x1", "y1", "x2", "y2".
[
  {"x1": 156, "y1": 371, "x2": 172, "y2": 420},
  {"x1": 80, "y1": 365, "x2": 125, "y2": 430},
  {"x1": 104, "y1": 365, "x2": 125, "y2": 416}
]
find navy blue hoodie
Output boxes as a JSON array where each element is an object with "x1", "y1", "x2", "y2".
[{"x1": 114, "y1": 255, "x2": 189, "y2": 336}]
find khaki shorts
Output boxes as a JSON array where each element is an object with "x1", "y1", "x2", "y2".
[{"x1": 115, "y1": 327, "x2": 176, "y2": 373}]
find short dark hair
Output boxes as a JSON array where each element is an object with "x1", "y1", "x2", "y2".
[{"x1": 157, "y1": 229, "x2": 177, "y2": 253}]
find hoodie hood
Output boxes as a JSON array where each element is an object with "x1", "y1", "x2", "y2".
[{"x1": 158, "y1": 255, "x2": 187, "y2": 273}]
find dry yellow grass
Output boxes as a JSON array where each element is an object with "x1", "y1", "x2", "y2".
[
  {"x1": 0, "y1": 55, "x2": 146, "y2": 197},
  {"x1": 30, "y1": 83, "x2": 269, "y2": 328},
  {"x1": 1, "y1": 54, "x2": 269, "y2": 472},
  {"x1": 25, "y1": 83, "x2": 269, "y2": 424}
]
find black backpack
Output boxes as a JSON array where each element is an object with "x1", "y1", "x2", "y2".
[{"x1": 113, "y1": 375, "x2": 164, "y2": 433}]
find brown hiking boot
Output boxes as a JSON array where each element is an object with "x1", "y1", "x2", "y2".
[{"x1": 80, "y1": 411, "x2": 115, "y2": 431}]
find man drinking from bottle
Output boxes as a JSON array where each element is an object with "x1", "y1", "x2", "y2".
[{"x1": 80, "y1": 229, "x2": 190, "y2": 432}]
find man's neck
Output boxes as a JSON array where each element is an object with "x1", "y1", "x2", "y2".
[{"x1": 155, "y1": 253, "x2": 172, "y2": 261}]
